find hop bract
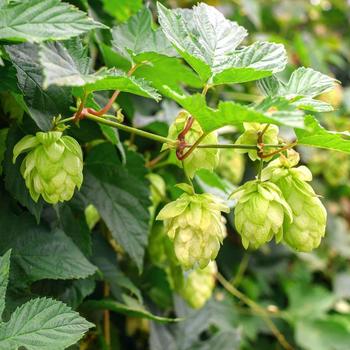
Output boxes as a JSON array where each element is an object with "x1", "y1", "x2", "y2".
[
  {"x1": 156, "y1": 184, "x2": 229, "y2": 269},
  {"x1": 13, "y1": 131, "x2": 83, "y2": 204},
  {"x1": 262, "y1": 150, "x2": 327, "y2": 252},
  {"x1": 217, "y1": 148, "x2": 245, "y2": 184},
  {"x1": 163, "y1": 111, "x2": 219, "y2": 178},
  {"x1": 231, "y1": 180, "x2": 292, "y2": 249},
  {"x1": 179, "y1": 262, "x2": 217, "y2": 309},
  {"x1": 235, "y1": 123, "x2": 279, "y2": 161}
]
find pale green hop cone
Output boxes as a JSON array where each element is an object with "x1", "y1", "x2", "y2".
[
  {"x1": 156, "y1": 184, "x2": 229, "y2": 269},
  {"x1": 179, "y1": 261, "x2": 217, "y2": 309},
  {"x1": 231, "y1": 180, "x2": 293, "y2": 249},
  {"x1": 163, "y1": 111, "x2": 219, "y2": 178},
  {"x1": 13, "y1": 131, "x2": 83, "y2": 204},
  {"x1": 235, "y1": 123, "x2": 279, "y2": 161},
  {"x1": 261, "y1": 150, "x2": 327, "y2": 252}
]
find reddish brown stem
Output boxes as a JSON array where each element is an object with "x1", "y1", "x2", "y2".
[{"x1": 176, "y1": 116, "x2": 194, "y2": 160}]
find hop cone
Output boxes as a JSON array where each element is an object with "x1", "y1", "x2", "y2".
[
  {"x1": 231, "y1": 180, "x2": 292, "y2": 249},
  {"x1": 180, "y1": 262, "x2": 217, "y2": 309},
  {"x1": 13, "y1": 131, "x2": 83, "y2": 204},
  {"x1": 235, "y1": 123, "x2": 279, "y2": 161},
  {"x1": 262, "y1": 150, "x2": 327, "y2": 252},
  {"x1": 164, "y1": 111, "x2": 219, "y2": 178},
  {"x1": 217, "y1": 148, "x2": 245, "y2": 184},
  {"x1": 156, "y1": 184, "x2": 229, "y2": 269},
  {"x1": 85, "y1": 204, "x2": 100, "y2": 230}
]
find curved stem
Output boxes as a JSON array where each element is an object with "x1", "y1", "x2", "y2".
[
  {"x1": 217, "y1": 273, "x2": 294, "y2": 350},
  {"x1": 177, "y1": 133, "x2": 207, "y2": 160},
  {"x1": 83, "y1": 112, "x2": 178, "y2": 146}
]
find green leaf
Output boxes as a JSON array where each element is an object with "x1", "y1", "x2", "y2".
[
  {"x1": 57, "y1": 203, "x2": 92, "y2": 257},
  {"x1": 80, "y1": 144, "x2": 151, "y2": 272},
  {"x1": 83, "y1": 298, "x2": 180, "y2": 323},
  {"x1": 285, "y1": 280, "x2": 335, "y2": 321},
  {"x1": 0, "y1": 0, "x2": 105, "y2": 42},
  {"x1": 296, "y1": 115, "x2": 350, "y2": 153},
  {"x1": 39, "y1": 42, "x2": 160, "y2": 100},
  {"x1": 0, "y1": 200, "x2": 97, "y2": 282},
  {"x1": 157, "y1": 3, "x2": 286, "y2": 84},
  {"x1": 259, "y1": 67, "x2": 338, "y2": 112},
  {"x1": 111, "y1": 7, "x2": 176, "y2": 61},
  {"x1": 91, "y1": 235, "x2": 142, "y2": 303},
  {"x1": 164, "y1": 89, "x2": 306, "y2": 132},
  {"x1": 0, "y1": 297, "x2": 94, "y2": 350},
  {"x1": 212, "y1": 41, "x2": 287, "y2": 85},
  {"x1": 102, "y1": 0, "x2": 142, "y2": 22},
  {"x1": 295, "y1": 316, "x2": 350, "y2": 350},
  {"x1": 0, "y1": 250, "x2": 11, "y2": 320},
  {"x1": 5, "y1": 43, "x2": 72, "y2": 131}
]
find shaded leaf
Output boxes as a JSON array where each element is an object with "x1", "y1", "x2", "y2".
[
  {"x1": 5, "y1": 43, "x2": 72, "y2": 131},
  {"x1": 0, "y1": 250, "x2": 11, "y2": 320},
  {"x1": 80, "y1": 144, "x2": 151, "y2": 271},
  {"x1": 83, "y1": 298, "x2": 180, "y2": 323}
]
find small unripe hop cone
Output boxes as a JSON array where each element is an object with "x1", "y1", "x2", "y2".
[
  {"x1": 13, "y1": 131, "x2": 83, "y2": 204},
  {"x1": 156, "y1": 184, "x2": 229, "y2": 269}
]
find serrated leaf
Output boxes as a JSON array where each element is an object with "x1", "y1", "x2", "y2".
[
  {"x1": 5, "y1": 43, "x2": 72, "y2": 131},
  {"x1": 296, "y1": 115, "x2": 350, "y2": 153},
  {"x1": 213, "y1": 41, "x2": 287, "y2": 85},
  {"x1": 0, "y1": 297, "x2": 94, "y2": 350},
  {"x1": 91, "y1": 235, "x2": 142, "y2": 303},
  {"x1": 80, "y1": 144, "x2": 151, "y2": 272},
  {"x1": 0, "y1": 200, "x2": 97, "y2": 282},
  {"x1": 83, "y1": 298, "x2": 180, "y2": 323},
  {"x1": 259, "y1": 67, "x2": 338, "y2": 112},
  {"x1": 164, "y1": 88, "x2": 305, "y2": 132},
  {"x1": 157, "y1": 3, "x2": 286, "y2": 84},
  {"x1": 40, "y1": 42, "x2": 160, "y2": 100},
  {"x1": 112, "y1": 7, "x2": 176, "y2": 61},
  {"x1": 0, "y1": 250, "x2": 11, "y2": 320},
  {"x1": 0, "y1": 0, "x2": 105, "y2": 42}
]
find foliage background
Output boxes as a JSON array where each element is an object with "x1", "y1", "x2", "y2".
[{"x1": 1, "y1": 0, "x2": 350, "y2": 349}]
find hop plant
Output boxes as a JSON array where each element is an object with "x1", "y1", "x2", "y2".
[
  {"x1": 179, "y1": 262, "x2": 217, "y2": 309},
  {"x1": 13, "y1": 131, "x2": 83, "y2": 204},
  {"x1": 235, "y1": 123, "x2": 279, "y2": 161},
  {"x1": 163, "y1": 111, "x2": 219, "y2": 178},
  {"x1": 217, "y1": 148, "x2": 245, "y2": 184},
  {"x1": 262, "y1": 150, "x2": 327, "y2": 252},
  {"x1": 85, "y1": 204, "x2": 100, "y2": 230},
  {"x1": 231, "y1": 180, "x2": 293, "y2": 249},
  {"x1": 156, "y1": 184, "x2": 229, "y2": 269}
]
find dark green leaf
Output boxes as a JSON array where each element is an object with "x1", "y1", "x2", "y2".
[
  {"x1": 0, "y1": 250, "x2": 11, "y2": 320},
  {"x1": 5, "y1": 43, "x2": 72, "y2": 131},
  {"x1": 83, "y1": 298, "x2": 180, "y2": 323},
  {"x1": 80, "y1": 144, "x2": 151, "y2": 271},
  {"x1": 0, "y1": 201, "x2": 97, "y2": 282}
]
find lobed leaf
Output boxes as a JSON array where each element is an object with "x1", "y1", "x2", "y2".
[{"x1": 0, "y1": 250, "x2": 11, "y2": 320}]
